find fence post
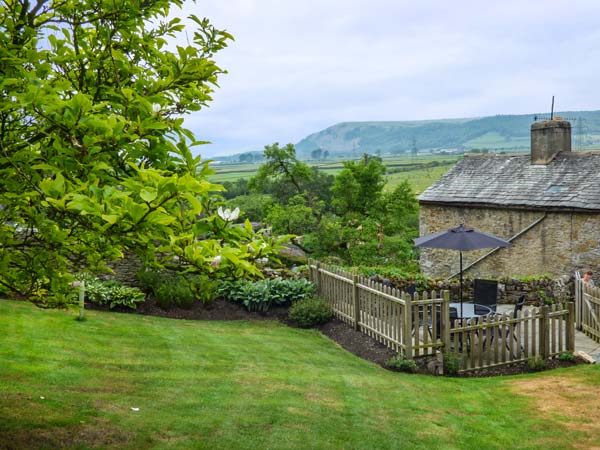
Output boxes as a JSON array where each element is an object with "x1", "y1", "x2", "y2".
[
  {"x1": 403, "y1": 292, "x2": 413, "y2": 359},
  {"x1": 74, "y1": 280, "x2": 85, "y2": 321},
  {"x1": 539, "y1": 305, "x2": 550, "y2": 359},
  {"x1": 352, "y1": 275, "x2": 360, "y2": 331},
  {"x1": 441, "y1": 290, "x2": 451, "y2": 352},
  {"x1": 315, "y1": 262, "x2": 322, "y2": 296},
  {"x1": 575, "y1": 277, "x2": 581, "y2": 330},
  {"x1": 566, "y1": 302, "x2": 575, "y2": 352}
]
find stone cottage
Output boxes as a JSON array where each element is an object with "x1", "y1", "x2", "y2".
[{"x1": 417, "y1": 119, "x2": 600, "y2": 280}]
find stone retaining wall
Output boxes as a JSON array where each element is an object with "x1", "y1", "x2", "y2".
[
  {"x1": 373, "y1": 275, "x2": 573, "y2": 306},
  {"x1": 98, "y1": 252, "x2": 144, "y2": 286}
]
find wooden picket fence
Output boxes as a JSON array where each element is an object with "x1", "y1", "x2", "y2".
[
  {"x1": 449, "y1": 303, "x2": 575, "y2": 372},
  {"x1": 575, "y1": 272, "x2": 600, "y2": 343},
  {"x1": 310, "y1": 260, "x2": 575, "y2": 372},
  {"x1": 308, "y1": 260, "x2": 449, "y2": 358}
]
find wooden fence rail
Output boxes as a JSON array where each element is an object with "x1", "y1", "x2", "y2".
[
  {"x1": 309, "y1": 260, "x2": 574, "y2": 372},
  {"x1": 309, "y1": 260, "x2": 448, "y2": 358},
  {"x1": 449, "y1": 303, "x2": 574, "y2": 372}
]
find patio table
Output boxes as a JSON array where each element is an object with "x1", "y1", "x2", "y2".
[{"x1": 450, "y1": 302, "x2": 492, "y2": 319}]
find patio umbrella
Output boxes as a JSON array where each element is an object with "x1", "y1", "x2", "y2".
[{"x1": 414, "y1": 224, "x2": 510, "y2": 317}]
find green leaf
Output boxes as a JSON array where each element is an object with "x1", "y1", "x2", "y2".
[
  {"x1": 101, "y1": 214, "x2": 119, "y2": 225},
  {"x1": 39, "y1": 173, "x2": 65, "y2": 197},
  {"x1": 140, "y1": 189, "x2": 158, "y2": 203}
]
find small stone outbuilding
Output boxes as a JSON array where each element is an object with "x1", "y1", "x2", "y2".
[{"x1": 418, "y1": 120, "x2": 600, "y2": 280}]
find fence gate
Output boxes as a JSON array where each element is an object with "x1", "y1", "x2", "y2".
[{"x1": 575, "y1": 271, "x2": 600, "y2": 343}]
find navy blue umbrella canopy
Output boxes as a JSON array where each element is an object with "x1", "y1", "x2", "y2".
[
  {"x1": 414, "y1": 224, "x2": 510, "y2": 318},
  {"x1": 414, "y1": 224, "x2": 510, "y2": 251}
]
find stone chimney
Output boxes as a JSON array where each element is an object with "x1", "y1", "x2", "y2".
[{"x1": 530, "y1": 119, "x2": 571, "y2": 165}]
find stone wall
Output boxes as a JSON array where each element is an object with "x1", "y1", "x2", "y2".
[
  {"x1": 418, "y1": 204, "x2": 600, "y2": 280},
  {"x1": 374, "y1": 275, "x2": 572, "y2": 305},
  {"x1": 98, "y1": 252, "x2": 144, "y2": 286}
]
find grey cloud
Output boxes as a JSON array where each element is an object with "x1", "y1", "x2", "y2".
[{"x1": 170, "y1": 0, "x2": 600, "y2": 157}]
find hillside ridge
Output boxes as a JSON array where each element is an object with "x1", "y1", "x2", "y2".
[{"x1": 294, "y1": 110, "x2": 600, "y2": 158}]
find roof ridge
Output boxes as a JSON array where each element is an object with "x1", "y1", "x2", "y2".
[{"x1": 419, "y1": 153, "x2": 600, "y2": 211}]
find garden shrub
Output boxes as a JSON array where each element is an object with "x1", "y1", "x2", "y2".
[
  {"x1": 170, "y1": 282, "x2": 195, "y2": 309},
  {"x1": 443, "y1": 352, "x2": 462, "y2": 376},
  {"x1": 104, "y1": 282, "x2": 146, "y2": 309},
  {"x1": 154, "y1": 279, "x2": 195, "y2": 310},
  {"x1": 537, "y1": 289, "x2": 554, "y2": 305},
  {"x1": 557, "y1": 351, "x2": 576, "y2": 362},
  {"x1": 386, "y1": 355, "x2": 418, "y2": 373},
  {"x1": 138, "y1": 269, "x2": 220, "y2": 308},
  {"x1": 84, "y1": 277, "x2": 112, "y2": 305},
  {"x1": 240, "y1": 281, "x2": 273, "y2": 312},
  {"x1": 188, "y1": 275, "x2": 220, "y2": 304},
  {"x1": 84, "y1": 277, "x2": 145, "y2": 310},
  {"x1": 527, "y1": 356, "x2": 548, "y2": 371},
  {"x1": 288, "y1": 297, "x2": 332, "y2": 328},
  {"x1": 136, "y1": 269, "x2": 164, "y2": 294},
  {"x1": 218, "y1": 278, "x2": 316, "y2": 312},
  {"x1": 268, "y1": 278, "x2": 315, "y2": 304},
  {"x1": 217, "y1": 280, "x2": 247, "y2": 305},
  {"x1": 154, "y1": 283, "x2": 174, "y2": 309}
]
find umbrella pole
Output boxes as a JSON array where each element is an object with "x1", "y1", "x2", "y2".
[{"x1": 460, "y1": 251, "x2": 463, "y2": 318}]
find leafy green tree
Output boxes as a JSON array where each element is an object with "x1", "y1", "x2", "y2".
[
  {"x1": 306, "y1": 166, "x2": 420, "y2": 267},
  {"x1": 225, "y1": 194, "x2": 274, "y2": 222},
  {"x1": 249, "y1": 143, "x2": 313, "y2": 202},
  {"x1": 265, "y1": 195, "x2": 318, "y2": 235},
  {"x1": 330, "y1": 154, "x2": 386, "y2": 215},
  {"x1": 0, "y1": 0, "x2": 284, "y2": 305},
  {"x1": 222, "y1": 178, "x2": 250, "y2": 199},
  {"x1": 377, "y1": 180, "x2": 419, "y2": 234},
  {"x1": 248, "y1": 143, "x2": 333, "y2": 225}
]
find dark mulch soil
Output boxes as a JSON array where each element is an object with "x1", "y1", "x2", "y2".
[
  {"x1": 87, "y1": 299, "x2": 586, "y2": 377},
  {"x1": 86, "y1": 298, "x2": 291, "y2": 322},
  {"x1": 455, "y1": 357, "x2": 583, "y2": 377},
  {"x1": 318, "y1": 319, "x2": 398, "y2": 366}
]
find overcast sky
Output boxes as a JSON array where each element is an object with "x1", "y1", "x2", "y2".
[{"x1": 175, "y1": 0, "x2": 600, "y2": 157}]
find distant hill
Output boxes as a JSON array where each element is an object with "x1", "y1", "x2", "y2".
[{"x1": 294, "y1": 111, "x2": 600, "y2": 158}]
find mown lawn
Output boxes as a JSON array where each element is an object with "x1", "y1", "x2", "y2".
[{"x1": 1, "y1": 299, "x2": 599, "y2": 450}]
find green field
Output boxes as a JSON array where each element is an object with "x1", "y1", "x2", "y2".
[
  {"x1": 463, "y1": 132, "x2": 530, "y2": 151},
  {"x1": 209, "y1": 162, "x2": 263, "y2": 182},
  {"x1": 2, "y1": 300, "x2": 599, "y2": 450},
  {"x1": 385, "y1": 164, "x2": 455, "y2": 194},
  {"x1": 210, "y1": 155, "x2": 459, "y2": 193}
]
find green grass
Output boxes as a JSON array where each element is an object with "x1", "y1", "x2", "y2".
[
  {"x1": 385, "y1": 164, "x2": 454, "y2": 194},
  {"x1": 1, "y1": 299, "x2": 598, "y2": 449}
]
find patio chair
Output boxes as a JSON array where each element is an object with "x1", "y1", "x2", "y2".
[
  {"x1": 513, "y1": 294, "x2": 526, "y2": 318},
  {"x1": 430, "y1": 306, "x2": 458, "y2": 340},
  {"x1": 405, "y1": 284, "x2": 417, "y2": 296},
  {"x1": 482, "y1": 295, "x2": 526, "y2": 355},
  {"x1": 446, "y1": 307, "x2": 471, "y2": 351},
  {"x1": 474, "y1": 279, "x2": 498, "y2": 313}
]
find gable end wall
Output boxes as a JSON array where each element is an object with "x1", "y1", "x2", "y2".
[{"x1": 419, "y1": 204, "x2": 600, "y2": 278}]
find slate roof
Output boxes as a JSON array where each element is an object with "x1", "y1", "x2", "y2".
[{"x1": 418, "y1": 152, "x2": 600, "y2": 211}]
